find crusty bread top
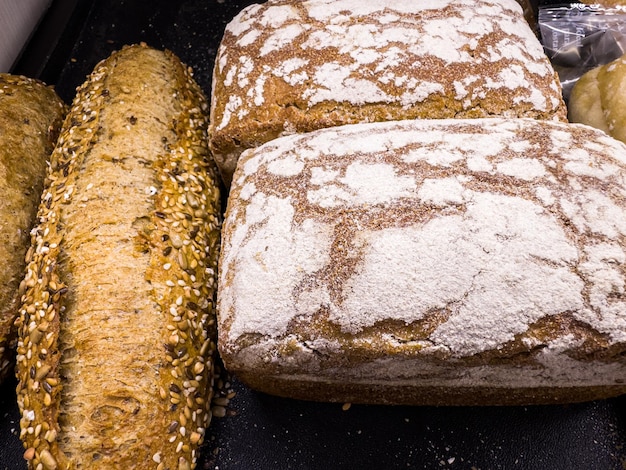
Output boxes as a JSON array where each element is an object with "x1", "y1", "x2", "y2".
[
  {"x1": 209, "y1": 0, "x2": 567, "y2": 182},
  {"x1": 0, "y1": 74, "x2": 65, "y2": 381},
  {"x1": 219, "y1": 118, "x2": 626, "y2": 385}
]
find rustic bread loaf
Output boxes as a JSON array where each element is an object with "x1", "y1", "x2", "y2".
[
  {"x1": 569, "y1": 53, "x2": 626, "y2": 144},
  {"x1": 0, "y1": 74, "x2": 65, "y2": 383},
  {"x1": 208, "y1": 0, "x2": 567, "y2": 184},
  {"x1": 218, "y1": 118, "x2": 626, "y2": 406},
  {"x1": 15, "y1": 44, "x2": 222, "y2": 469}
]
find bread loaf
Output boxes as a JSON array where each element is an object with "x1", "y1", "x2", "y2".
[
  {"x1": 569, "y1": 53, "x2": 626, "y2": 144},
  {"x1": 218, "y1": 118, "x2": 626, "y2": 406},
  {"x1": 209, "y1": 0, "x2": 567, "y2": 184},
  {"x1": 15, "y1": 44, "x2": 222, "y2": 469},
  {"x1": 0, "y1": 74, "x2": 65, "y2": 383}
]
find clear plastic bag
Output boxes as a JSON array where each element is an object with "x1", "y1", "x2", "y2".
[{"x1": 539, "y1": 3, "x2": 626, "y2": 101}]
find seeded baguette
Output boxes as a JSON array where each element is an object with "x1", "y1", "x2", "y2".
[
  {"x1": 0, "y1": 74, "x2": 65, "y2": 383},
  {"x1": 15, "y1": 44, "x2": 222, "y2": 469}
]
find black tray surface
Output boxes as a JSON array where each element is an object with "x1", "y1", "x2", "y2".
[{"x1": 4, "y1": 1, "x2": 626, "y2": 469}]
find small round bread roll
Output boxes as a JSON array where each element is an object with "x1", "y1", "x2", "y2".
[{"x1": 569, "y1": 53, "x2": 626, "y2": 143}]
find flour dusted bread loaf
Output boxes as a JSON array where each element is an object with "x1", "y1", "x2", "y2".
[
  {"x1": 209, "y1": 0, "x2": 567, "y2": 184},
  {"x1": 0, "y1": 74, "x2": 65, "y2": 383},
  {"x1": 218, "y1": 118, "x2": 626, "y2": 406},
  {"x1": 15, "y1": 44, "x2": 222, "y2": 469},
  {"x1": 569, "y1": 53, "x2": 626, "y2": 144}
]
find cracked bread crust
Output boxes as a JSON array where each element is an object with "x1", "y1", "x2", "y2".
[
  {"x1": 218, "y1": 118, "x2": 626, "y2": 406},
  {"x1": 209, "y1": 0, "x2": 567, "y2": 184}
]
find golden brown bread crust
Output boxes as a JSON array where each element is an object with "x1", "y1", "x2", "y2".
[
  {"x1": 15, "y1": 44, "x2": 222, "y2": 469},
  {"x1": 209, "y1": 0, "x2": 567, "y2": 184},
  {"x1": 218, "y1": 118, "x2": 626, "y2": 406},
  {"x1": 569, "y1": 54, "x2": 626, "y2": 144},
  {"x1": 0, "y1": 74, "x2": 65, "y2": 383}
]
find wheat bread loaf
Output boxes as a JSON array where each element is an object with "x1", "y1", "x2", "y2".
[
  {"x1": 218, "y1": 117, "x2": 626, "y2": 406},
  {"x1": 14, "y1": 44, "x2": 222, "y2": 469},
  {"x1": 209, "y1": 0, "x2": 567, "y2": 184},
  {"x1": 0, "y1": 74, "x2": 65, "y2": 383}
]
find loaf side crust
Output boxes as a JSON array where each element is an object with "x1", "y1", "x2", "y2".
[
  {"x1": 218, "y1": 118, "x2": 626, "y2": 405},
  {"x1": 15, "y1": 44, "x2": 222, "y2": 469},
  {"x1": 209, "y1": 0, "x2": 567, "y2": 183},
  {"x1": 0, "y1": 74, "x2": 65, "y2": 383}
]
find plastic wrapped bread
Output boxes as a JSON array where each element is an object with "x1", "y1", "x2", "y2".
[
  {"x1": 209, "y1": 0, "x2": 567, "y2": 184},
  {"x1": 218, "y1": 118, "x2": 626, "y2": 406}
]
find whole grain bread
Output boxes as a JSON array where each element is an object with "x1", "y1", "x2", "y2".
[
  {"x1": 0, "y1": 74, "x2": 65, "y2": 383},
  {"x1": 209, "y1": 0, "x2": 567, "y2": 184},
  {"x1": 15, "y1": 44, "x2": 222, "y2": 469},
  {"x1": 218, "y1": 117, "x2": 626, "y2": 406}
]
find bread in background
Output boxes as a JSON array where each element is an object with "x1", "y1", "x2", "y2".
[
  {"x1": 209, "y1": 0, "x2": 567, "y2": 185},
  {"x1": 218, "y1": 117, "x2": 626, "y2": 406},
  {"x1": 569, "y1": 53, "x2": 626, "y2": 144},
  {"x1": 0, "y1": 74, "x2": 65, "y2": 383}
]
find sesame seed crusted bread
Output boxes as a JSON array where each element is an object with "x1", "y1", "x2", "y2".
[
  {"x1": 569, "y1": 53, "x2": 626, "y2": 145},
  {"x1": 218, "y1": 118, "x2": 626, "y2": 406},
  {"x1": 208, "y1": 0, "x2": 567, "y2": 185},
  {"x1": 0, "y1": 74, "x2": 65, "y2": 384},
  {"x1": 14, "y1": 44, "x2": 222, "y2": 469}
]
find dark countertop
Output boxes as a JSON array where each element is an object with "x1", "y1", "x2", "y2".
[{"x1": 3, "y1": 1, "x2": 626, "y2": 469}]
